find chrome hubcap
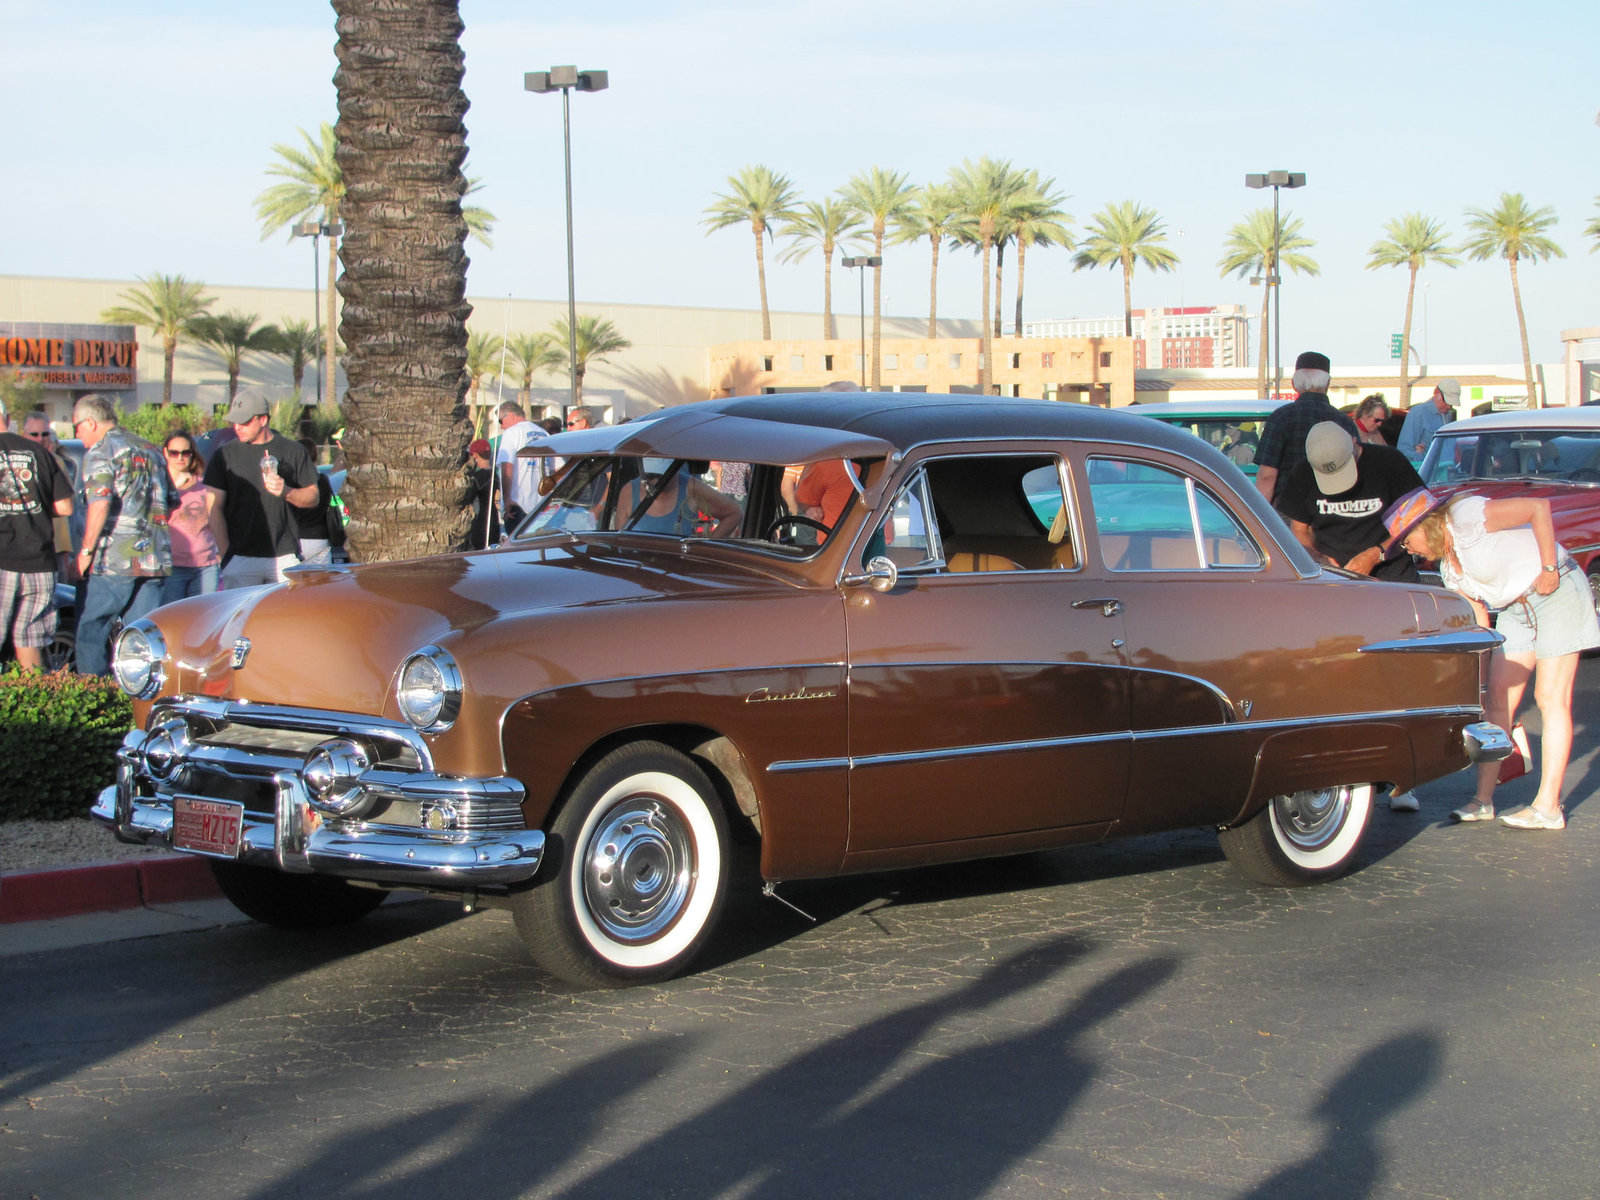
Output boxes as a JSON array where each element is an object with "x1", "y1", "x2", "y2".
[
  {"x1": 1274, "y1": 787, "x2": 1350, "y2": 850},
  {"x1": 581, "y1": 798, "x2": 693, "y2": 944}
]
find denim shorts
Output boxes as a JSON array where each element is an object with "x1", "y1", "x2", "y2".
[{"x1": 1495, "y1": 563, "x2": 1600, "y2": 658}]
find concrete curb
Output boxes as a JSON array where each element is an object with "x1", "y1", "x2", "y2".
[{"x1": 0, "y1": 855, "x2": 221, "y2": 924}]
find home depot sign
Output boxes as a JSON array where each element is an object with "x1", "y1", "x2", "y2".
[{"x1": 0, "y1": 322, "x2": 138, "y2": 390}]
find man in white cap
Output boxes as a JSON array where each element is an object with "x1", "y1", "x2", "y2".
[
  {"x1": 1275, "y1": 421, "x2": 1426, "y2": 584},
  {"x1": 1397, "y1": 377, "x2": 1460, "y2": 462},
  {"x1": 202, "y1": 388, "x2": 319, "y2": 588}
]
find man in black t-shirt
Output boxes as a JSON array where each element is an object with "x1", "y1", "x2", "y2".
[
  {"x1": 202, "y1": 389, "x2": 319, "y2": 589},
  {"x1": 1276, "y1": 421, "x2": 1424, "y2": 584},
  {"x1": 0, "y1": 409, "x2": 73, "y2": 669}
]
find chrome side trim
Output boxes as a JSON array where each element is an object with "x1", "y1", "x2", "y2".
[
  {"x1": 1359, "y1": 628, "x2": 1505, "y2": 654},
  {"x1": 766, "y1": 705, "x2": 1483, "y2": 775}
]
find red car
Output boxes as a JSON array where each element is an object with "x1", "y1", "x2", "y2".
[{"x1": 1418, "y1": 407, "x2": 1600, "y2": 606}]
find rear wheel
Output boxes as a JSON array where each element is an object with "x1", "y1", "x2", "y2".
[
  {"x1": 209, "y1": 860, "x2": 386, "y2": 928},
  {"x1": 513, "y1": 741, "x2": 729, "y2": 989},
  {"x1": 1218, "y1": 784, "x2": 1374, "y2": 886}
]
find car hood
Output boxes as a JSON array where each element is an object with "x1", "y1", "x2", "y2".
[{"x1": 152, "y1": 542, "x2": 794, "y2": 715}]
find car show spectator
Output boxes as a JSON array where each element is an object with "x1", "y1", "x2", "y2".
[
  {"x1": 1253, "y1": 351, "x2": 1359, "y2": 503},
  {"x1": 1388, "y1": 488, "x2": 1600, "y2": 829},
  {"x1": 202, "y1": 388, "x2": 319, "y2": 589},
  {"x1": 291, "y1": 437, "x2": 344, "y2": 566},
  {"x1": 495, "y1": 401, "x2": 549, "y2": 531},
  {"x1": 161, "y1": 430, "x2": 226, "y2": 602},
  {"x1": 1352, "y1": 394, "x2": 1391, "y2": 445},
  {"x1": 19, "y1": 410, "x2": 75, "y2": 583},
  {"x1": 1397, "y1": 379, "x2": 1459, "y2": 461},
  {"x1": 466, "y1": 437, "x2": 501, "y2": 549},
  {"x1": 0, "y1": 407, "x2": 73, "y2": 670},
  {"x1": 72, "y1": 394, "x2": 172, "y2": 676}
]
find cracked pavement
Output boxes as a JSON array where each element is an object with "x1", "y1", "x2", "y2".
[{"x1": 3, "y1": 667, "x2": 1599, "y2": 1199}]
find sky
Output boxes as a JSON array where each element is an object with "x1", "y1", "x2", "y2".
[{"x1": 2, "y1": 0, "x2": 1596, "y2": 370}]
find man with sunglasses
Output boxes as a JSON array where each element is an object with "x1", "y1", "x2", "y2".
[
  {"x1": 0, "y1": 407, "x2": 73, "y2": 670},
  {"x1": 202, "y1": 389, "x2": 318, "y2": 588}
]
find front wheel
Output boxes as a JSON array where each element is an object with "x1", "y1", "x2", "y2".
[
  {"x1": 208, "y1": 860, "x2": 386, "y2": 928},
  {"x1": 513, "y1": 741, "x2": 729, "y2": 989},
  {"x1": 1218, "y1": 784, "x2": 1374, "y2": 887}
]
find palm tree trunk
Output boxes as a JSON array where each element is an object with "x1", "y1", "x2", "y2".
[
  {"x1": 325, "y1": 232, "x2": 341, "y2": 406},
  {"x1": 754, "y1": 223, "x2": 772, "y2": 341},
  {"x1": 1509, "y1": 256, "x2": 1537, "y2": 408},
  {"x1": 1399, "y1": 264, "x2": 1418, "y2": 411},
  {"x1": 162, "y1": 338, "x2": 176, "y2": 406},
  {"x1": 870, "y1": 228, "x2": 884, "y2": 390},
  {"x1": 993, "y1": 243, "x2": 1005, "y2": 338},
  {"x1": 333, "y1": 0, "x2": 474, "y2": 561},
  {"x1": 1013, "y1": 241, "x2": 1028, "y2": 335},
  {"x1": 1121, "y1": 264, "x2": 1134, "y2": 341},
  {"x1": 228, "y1": 362, "x2": 240, "y2": 401},
  {"x1": 979, "y1": 230, "x2": 993, "y2": 395},
  {"x1": 823, "y1": 257, "x2": 834, "y2": 341},
  {"x1": 927, "y1": 236, "x2": 940, "y2": 339}
]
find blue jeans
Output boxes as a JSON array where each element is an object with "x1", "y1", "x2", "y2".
[
  {"x1": 163, "y1": 563, "x2": 219, "y2": 605},
  {"x1": 77, "y1": 575, "x2": 164, "y2": 677}
]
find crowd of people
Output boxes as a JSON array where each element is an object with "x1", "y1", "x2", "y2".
[
  {"x1": 0, "y1": 387, "x2": 344, "y2": 678},
  {"x1": 1256, "y1": 350, "x2": 1596, "y2": 831}
]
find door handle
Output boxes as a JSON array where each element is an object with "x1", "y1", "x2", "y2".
[{"x1": 1071, "y1": 597, "x2": 1123, "y2": 618}]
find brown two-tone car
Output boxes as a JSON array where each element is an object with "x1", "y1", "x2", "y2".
[{"x1": 95, "y1": 393, "x2": 1509, "y2": 987}]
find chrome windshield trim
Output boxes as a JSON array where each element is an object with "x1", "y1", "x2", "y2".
[
  {"x1": 766, "y1": 705, "x2": 1483, "y2": 774},
  {"x1": 1359, "y1": 628, "x2": 1505, "y2": 654}
]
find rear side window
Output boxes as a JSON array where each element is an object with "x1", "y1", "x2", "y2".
[{"x1": 1088, "y1": 457, "x2": 1263, "y2": 571}]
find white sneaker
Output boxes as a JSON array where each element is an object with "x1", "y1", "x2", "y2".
[{"x1": 1388, "y1": 790, "x2": 1420, "y2": 813}]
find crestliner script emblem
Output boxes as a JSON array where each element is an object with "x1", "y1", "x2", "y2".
[
  {"x1": 231, "y1": 637, "x2": 251, "y2": 669},
  {"x1": 746, "y1": 685, "x2": 838, "y2": 704}
]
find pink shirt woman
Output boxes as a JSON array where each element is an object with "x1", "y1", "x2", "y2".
[{"x1": 161, "y1": 434, "x2": 228, "y2": 603}]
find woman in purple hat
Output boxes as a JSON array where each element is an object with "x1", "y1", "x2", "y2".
[{"x1": 1388, "y1": 488, "x2": 1600, "y2": 829}]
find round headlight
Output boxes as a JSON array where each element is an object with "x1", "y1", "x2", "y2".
[
  {"x1": 112, "y1": 621, "x2": 168, "y2": 699},
  {"x1": 396, "y1": 646, "x2": 463, "y2": 732}
]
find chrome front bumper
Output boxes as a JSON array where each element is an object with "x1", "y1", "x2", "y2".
[
  {"x1": 1463, "y1": 721, "x2": 1514, "y2": 764},
  {"x1": 92, "y1": 718, "x2": 545, "y2": 889}
]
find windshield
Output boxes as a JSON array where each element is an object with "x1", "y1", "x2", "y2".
[
  {"x1": 518, "y1": 454, "x2": 872, "y2": 554},
  {"x1": 1420, "y1": 429, "x2": 1600, "y2": 486}
]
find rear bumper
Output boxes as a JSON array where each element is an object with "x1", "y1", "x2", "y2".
[{"x1": 1462, "y1": 721, "x2": 1514, "y2": 764}]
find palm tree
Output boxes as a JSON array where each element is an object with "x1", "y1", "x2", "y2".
[
  {"x1": 333, "y1": 0, "x2": 474, "y2": 560},
  {"x1": 945, "y1": 158, "x2": 1030, "y2": 394},
  {"x1": 190, "y1": 312, "x2": 281, "y2": 401},
  {"x1": 1073, "y1": 201, "x2": 1180, "y2": 341},
  {"x1": 891, "y1": 184, "x2": 959, "y2": 338},
  {"x1": 505, "y1": 331, "x2": 564, "y2": 405},
  {"x1": 777, "y1": 199, "x2": 866, "y2": 340},
  {"x1": 1366, "y1": 214, "x2": 1460, "y2": 410},
  {"x1": 702, "y1": 165, "x2": 799, "y2": 341},
  {"x1": 463, "y1": 175, "x2": 497, "y2": 246},
  {"x1": 1584, "y1": 197, "x2": 1600, "y2": 253},
  {"x1": 551, "y1": 314, "x2": 632, "y2": 406},
  {"x1": 99, "y1": 273, "x2": 216, "y2": 405},
  {"x1": 464, "y1": 330, "x2": 505, "y2": 419},
  {"x1": 267, "y1": 318, "x2": 320, "y2": 394},
  {"x1": 836, "y1": 168, "x2": 917, "y2": 389},
  {"x1": 1009, "y1": 173, "x2": 1073, "y2": 335},
  {"x1": 1218, "y1": 209, "x2": 1319, "y2": 399},
  {"x1": 1463, "y1": 193, "x2": 1565, "y2": 409},
  {"x1": 255, "y1": 123, "x2": 344, "y2": 410}
]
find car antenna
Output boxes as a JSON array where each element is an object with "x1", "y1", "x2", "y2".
[{"x1": 761, "y1": 882, "x2": 816, "y2": 923}]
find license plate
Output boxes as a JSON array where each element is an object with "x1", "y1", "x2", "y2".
[{"x1": 173, "y1": 796, "x2": 244, "y2": 858}]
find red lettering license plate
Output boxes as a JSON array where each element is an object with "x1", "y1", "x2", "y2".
[{"x1": 172, "y1": 796, "x2": 244, "y2": 858}]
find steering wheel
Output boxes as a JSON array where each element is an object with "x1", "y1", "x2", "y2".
[{"x1": 764, "y1": 514, "x2": 833, "y2": 542}]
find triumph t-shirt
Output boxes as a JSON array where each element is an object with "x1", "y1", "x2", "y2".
[{"x1": 1277, "y1": 443, "x2": 1424, "y2": 581}]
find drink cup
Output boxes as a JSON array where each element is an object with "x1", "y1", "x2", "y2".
[{"x1": 260, "y1": 452, "x2": 278, "y2": 480}]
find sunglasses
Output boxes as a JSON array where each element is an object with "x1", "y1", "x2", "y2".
[{"x1": 166, "y1": 447, "x2": 194, "y2": 457}]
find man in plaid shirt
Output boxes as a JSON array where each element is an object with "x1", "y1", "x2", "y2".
[{"x1": 1253, "y1": 350, "x2": 1359, "y2": 504}]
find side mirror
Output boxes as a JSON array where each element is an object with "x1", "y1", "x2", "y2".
[{"x1": 842, "y1": 555, "x2": 898, "y2": 593}]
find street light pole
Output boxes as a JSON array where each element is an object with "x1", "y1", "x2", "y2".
[
  {"x1": 840, "y1": 255, "x2": 881, "y2": 389},
  {"x1": 1245, "y1": 171, "x2": 1305, "y2": 398},
  {"x1": 526, "y1": 65, "x2": 609, "y2": 416},
  {"x1": 292, "y1": 219, "x2": 344, "y2": 405}
]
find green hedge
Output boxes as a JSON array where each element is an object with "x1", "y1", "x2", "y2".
[{"x1": 0, "y1": 666, "x2": 133, "y2": 821}]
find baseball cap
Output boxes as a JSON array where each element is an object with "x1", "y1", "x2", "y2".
[
  {"x1": 1306, "y1": 421, "x2": 1358, "y2": 494},
  {"x1": 468, "y1": 438, "x2": 490, "y2": 456},
  {"x1": 1294, "y1": 350, "x2": 1331, "y2": 373},
  {"x1": 1437, "y1": 378, "x2": 1461, "y2": 403},
  {"x1": 225, "y1": 388, "x2": 271, "y2": 424}
]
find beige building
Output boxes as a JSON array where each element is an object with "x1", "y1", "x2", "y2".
[{"x1": 710, "y1": 335, "x2": 1136, "y2": 407}]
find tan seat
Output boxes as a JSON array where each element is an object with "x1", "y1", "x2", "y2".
[{"x1": 946, "y1": 551, "x2": 1023, "y2": 573}]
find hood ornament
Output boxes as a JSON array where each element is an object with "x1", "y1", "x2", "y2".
[{"x1": 232, "y1": 637, "x2": 252, "y2": 670}]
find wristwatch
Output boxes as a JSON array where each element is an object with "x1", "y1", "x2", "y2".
[{"x1": 1541, "y1": 563, "x2": 1559, "y2": 573}]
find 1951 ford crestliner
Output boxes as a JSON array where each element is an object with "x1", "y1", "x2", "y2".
[{"x1": 94, "y1": 393, "x2": 1510, "y2": 987}]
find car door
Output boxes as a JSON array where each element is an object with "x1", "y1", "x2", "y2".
[{"x1": 841, "y1": 452, "x2": 1131, "y2": 859}]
